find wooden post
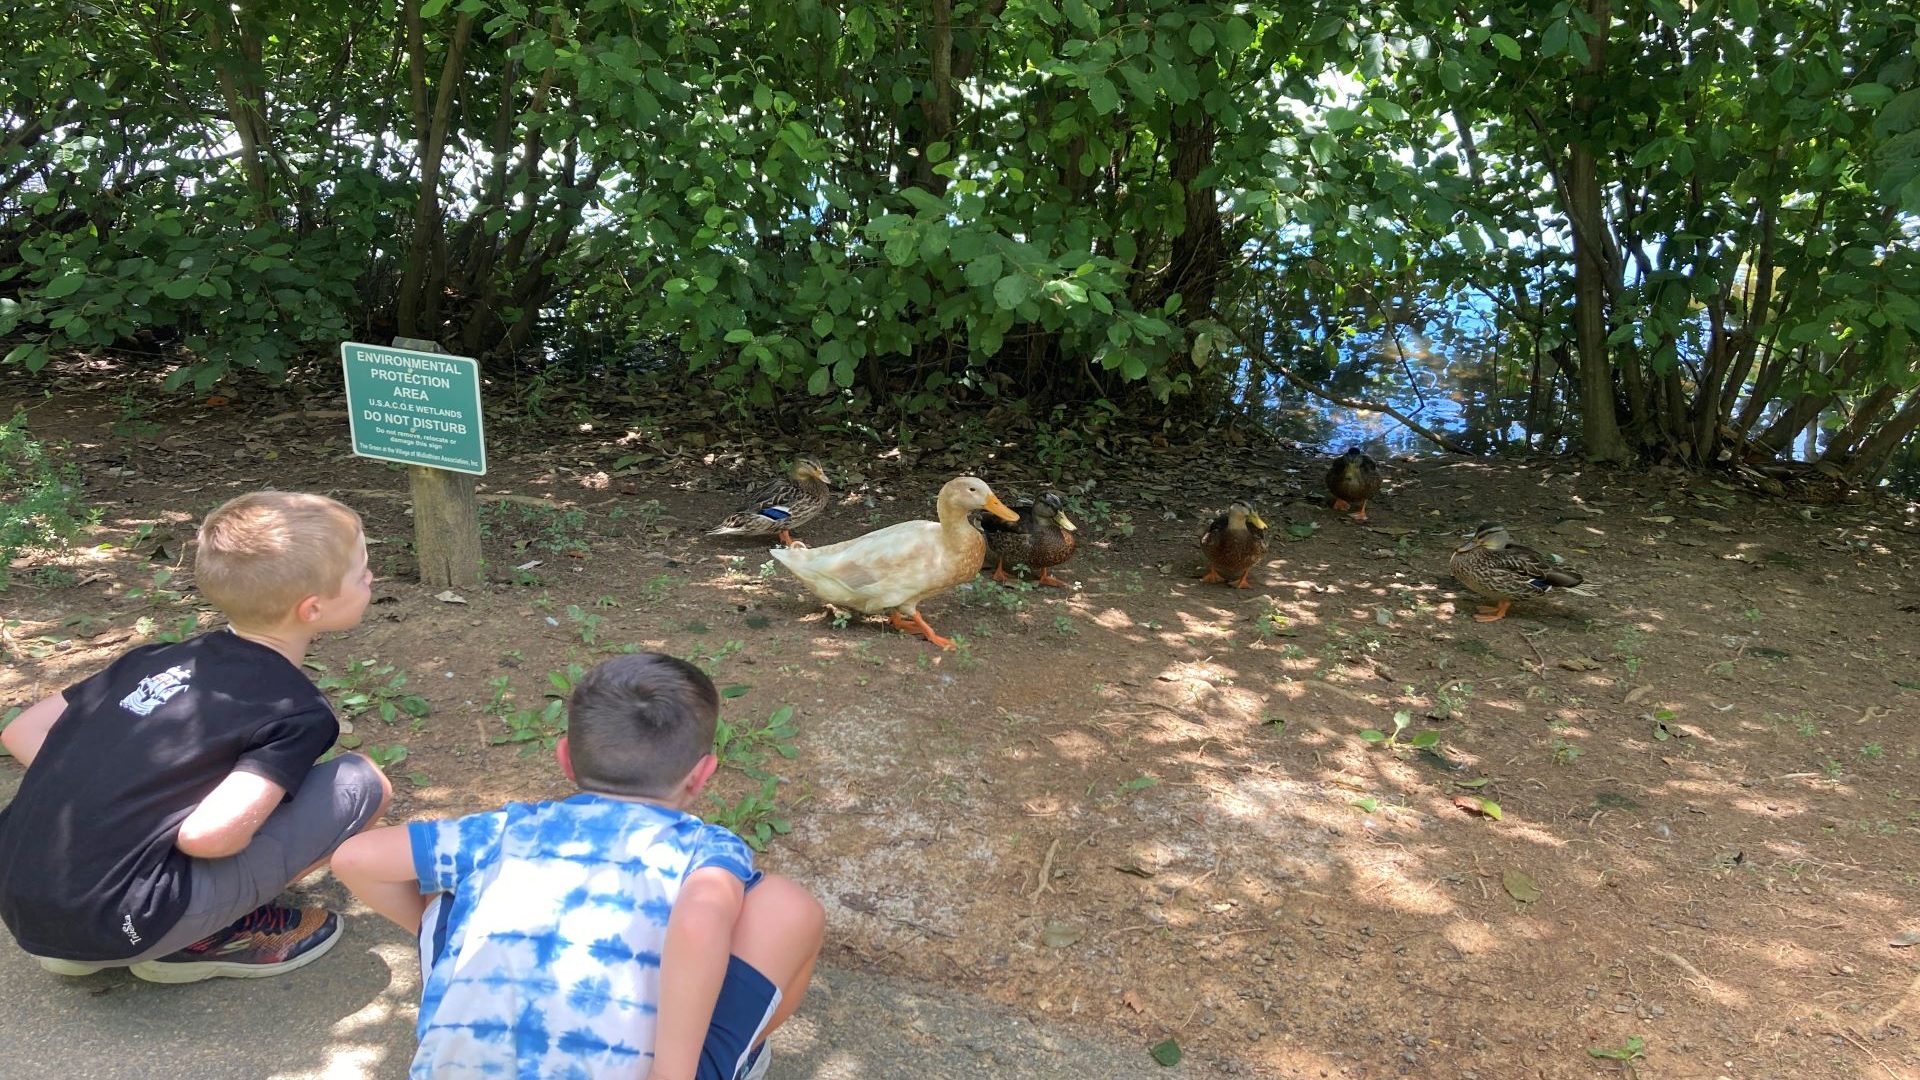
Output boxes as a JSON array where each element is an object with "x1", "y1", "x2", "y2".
[{"x1": 389, "y1": 336, "x2": 483, "y2": 588}]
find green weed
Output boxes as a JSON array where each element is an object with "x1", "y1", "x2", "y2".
[{"x1": 309, "y1": 658, "x2": 431, "y2": 728}]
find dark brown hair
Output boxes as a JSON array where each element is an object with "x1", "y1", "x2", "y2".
[{"x1": 566, "y1": 653, "x2": 719, "y2": 798}]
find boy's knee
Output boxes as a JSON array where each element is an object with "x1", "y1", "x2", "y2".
[
  {"x1": 337, "y1": 752, "x2": 394, "y2": 830},
  {"x1": 749, "y1": 874, "x2": 826, "y2": 939}
]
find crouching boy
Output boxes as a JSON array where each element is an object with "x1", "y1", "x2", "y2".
[
  {"x1": 332, "y1": 652, "x2": 825, "y2": 1080},
  {"x1": 0, "y1": 491, "x2": 392, "y2": 982}
]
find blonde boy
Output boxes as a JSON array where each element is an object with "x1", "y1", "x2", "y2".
[{"x1": 0, "y1": 491, "x2": 391, "y2": 982}]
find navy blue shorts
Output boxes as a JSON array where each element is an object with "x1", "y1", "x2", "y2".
[{"x1": 697, "y1": 955, "x2": 781, "y2": 1080}]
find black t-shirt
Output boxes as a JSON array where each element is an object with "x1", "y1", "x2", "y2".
[{"x1": 0, "y1": 631, "x2": 338, "y2": 960}]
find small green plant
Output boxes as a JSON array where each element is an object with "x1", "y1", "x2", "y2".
[
  {"x1": 594, "y1": 594, "x2": 618, "y2": 608},
  {"x1": 1550, "y1": 736, "x2": 1583, "y2": 766},
  {"x1": 564, "y1": 604, "x2": 605, "y2": 647},
  {"x1": 1822, "y1": 757, "x2": 1846, "y2": 779},
  {"x1": 310, "y1": 658, "x2": 432, "y2": 727},
  {"x1": 110, "y1": 389, "x2": 162, "y2": 442},
  {"x1": 961, "y1": 575, "x2": 1034, "y2": 613},
  {"x1": 126, "y1": 566, "x2": 187, "y2": 607},
  {"x1": 136, "y1": 612, "x2": 202, "y2": 643},
  {"x1": 1433, "y1": 681, "x2": 1474, "y2": 719},
  {"x1": 1359, "y1": 710, "x2": 1440, "y2": 751},
  {"x1": 1613, "y1": 630, "x2": 1645, "y2": 676},
  {"x1": 1052, "y1": 614, "x2": 1078, "y2": 637},
  {"x1": 687, "y1": 639, "x2": 744, "y2": 675},
  {"x1": 1860, "y1": 743, "x2": 1884, "y2": 760},
  {"x1": 714, "y1": 704, "x2": 799, "y2": 773},
  {"x1": 829, "y1": 609, "x2": 852, "y2": 630},
  {"x1": 705, "y1": 776, "x2": 791, "y2": 851},
  {"x1": 488, "y1": 664, "x2": 583, "y2": 753},
  {"x1": 1119, "y1": 775, "x2": 1160, "y2": 793},
  {"x1": 641, "y1": 573, "x2": 677, "y2": 600},
  {"x1": 1587, "y1": 1034, "x2": 1645, "y2": 1075}
]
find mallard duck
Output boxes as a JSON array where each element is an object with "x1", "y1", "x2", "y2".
[
  {"x1": 708, "y1": 458, "x2": 830, "y2": 547},
  {"x1": 981, "y1": 492, "x2": 1077, "y2": 587},
  {"x1": 1450, "y1": 522, "x2": 1595, "y2": 622},
  {"x1": 1199, "y1": 502, "x2": 1268, "y2": 588},
  {"x1": 1325, "y1": 446, "x2": 1382, "y2": 522},
  {"x1": 770, "y1": 475, "x2": 1018, "y2": 649}
]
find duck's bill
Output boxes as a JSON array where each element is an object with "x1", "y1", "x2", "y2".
[
  {"x1": 1247, "y1": 513, "x2": 1268, "y2": 530},
  {"x1": 984, "y1": 495, "x2": 1020, "y2": 522},
  {"x1": 1056, "y1": 512, "x2": 1078, "y2": 532},
  {"x1": 1454, "y1": 539, "x2": 1478, "y2": 552}
]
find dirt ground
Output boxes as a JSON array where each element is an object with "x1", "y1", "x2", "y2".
[{"x1": 5, "y1": 365, "x2": 1920, "y2": 1080}]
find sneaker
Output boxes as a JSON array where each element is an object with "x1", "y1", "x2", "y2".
[
  {"x1": 128, "y1": 905, "x2": 340, "y2": 984},
  {"x1": 35, "y1": 956, "x2": 111, "y2": 977}
]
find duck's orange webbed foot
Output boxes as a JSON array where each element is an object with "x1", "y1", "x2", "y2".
[{"x1": 1472, "y1": 599, "x2": 1512, "y2": 622}]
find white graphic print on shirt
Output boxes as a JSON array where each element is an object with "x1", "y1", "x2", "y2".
[{"x1": 119, "y1": 665, "x2": 191, "y2": 717}]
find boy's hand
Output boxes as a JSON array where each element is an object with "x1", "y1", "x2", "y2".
[
  {"x1": 648, "y1": 867, "x2": 746, "y2": 1080},
  {"x1": 175, "y1": 769, "x2": 286, "y2": 858}
]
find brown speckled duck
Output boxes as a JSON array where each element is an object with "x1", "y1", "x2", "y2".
[
  {"x1": 981, "y1": 492, "x2": 1077, "y2": 587},
  {"x1": 1199, "y1": 502, "x2": 1268, "y2": 589},
  {"x1": 1325, "y1": 446, "x2": 1382, "y2": 522},
  {"x1": 1449, "y1": 522, "x2": 1594, "y2": 622},
  {"x1": 707, "y1": 459, "x2": 831, "y2": 547}
]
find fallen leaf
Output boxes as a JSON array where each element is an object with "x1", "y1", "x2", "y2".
[
  {"x1": 1149, "y1": 1038, "x2": 1182, "y2": 1067},
  {"x1": 1040, "y1": 920, "x2": 1083, "y2": 948},
  {"x1": 433, "y1": 590, "x2": 467, "y2": 604},
  {"x1": 1350, "y1": 797, "x2": 1380, "y2": 813},
  {"x1": 1890, "y1": 931, "x2": 1920, "y2": 948},
  {"x1": 1502, "y1": 868, "x2": 1541, "y2": 903},
  {"x1": 1453, "y1": 795, "x2": 1502, "y2": 820},
  {"x1": 1122, "y1": 991, "x2": 1147, "y2": 1013},
  {"x1": 1624, "y1": 685, "x2": 1653, "y2": 704},
  {"x1": 1558, "y1": 656, "x2": 1603, "y2": 671}
]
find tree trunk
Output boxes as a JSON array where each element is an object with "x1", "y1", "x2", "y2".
[
  {"x1": 1567, "y1": 0, "x2": 1629, "y2": 462},
  {"x1": 1816, "y1": 384, "x2": 1900, "y2": 467},
  {"x1": 923, "y1": 0, "x2": 953, "y2": 195},
  {"x1": 1753, "y1": 346, "x2": 1865, "y2": 453},
  {"x1": 1845, "y1": 389, "x2": 1920, "y2": 481},
  {"x1": 396, "y1": 6, "x2": 476, "y2": 337}
]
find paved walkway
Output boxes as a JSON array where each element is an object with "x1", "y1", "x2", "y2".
[{"x1": 1, "y1": 901, "x2": 1238, "y2": 1079}]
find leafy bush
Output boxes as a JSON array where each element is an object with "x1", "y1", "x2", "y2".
[{"x1": 0, "y1": 411, "x2": 93, "y2": 587}]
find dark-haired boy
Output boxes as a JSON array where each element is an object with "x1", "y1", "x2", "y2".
[{"x1": 332, "y1": 652, "x2": 824, "y2": 1080}]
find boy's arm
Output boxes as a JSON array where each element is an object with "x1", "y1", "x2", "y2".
[
  {"x1": 645, "y1": 866, "x2": 747, "y2": 1080},
  {"x1": 1, "y1": 694, "x2": 67, "y2": 767},
  {"x1": 331, "y1": 825, "x2": 433, "y2": 933},
  {"x1": 175, "y1": 770, "x2": 288, "y2": 858}
]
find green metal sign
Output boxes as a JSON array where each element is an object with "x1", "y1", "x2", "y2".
[{"x1": 340, "y1": 342, "x2": 486, "y2": 475}]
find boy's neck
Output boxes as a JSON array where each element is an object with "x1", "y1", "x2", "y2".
[
  {"x1": 226, "y1": 622, "x2": 317, "y2": 668},
  {"x1": 581, "y1": 787, "x2": 693, "y2": 813}
]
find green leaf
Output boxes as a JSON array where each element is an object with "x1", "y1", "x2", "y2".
[
  {"x1": 965, "y1": 253, "x2": 1004, "y2": 288},
  {"x1": 1490, "y1": 33, "x2": 1521, "y2": 60},
  {"x1": 1149, "y1": 1038, "x2": 1182, "y2": 1067},
  {"x1": 724, "y1": 328, "x2": 754, "y2": 344},
  {"x1": 1358, "y1": 729, "x2": 1386, "y2": 743},
  {"x1": 806, "y1": 366, "x2": 830, "y2": 396},
  {"x1": 720, "y1": 684, "x2": 751, "y2": 699},
  {"x1": 1350, "y1": 797, "x2": 1379, "y2": 812},
  {"x1": 42, "y1": 272, "x2": 87, "y2": 299},
  {"x1": 1409, "y1": 731, "x2": 1440, "y2": 749},
  {"x1": 992, "y1": 273, "x2": 1034, "y2": 310},
  {"x1": 1542, "y1": 20, "x2": 1569, "y2": 57},
  {"x1": 1188, "y1": 22, "x2": 1214, "y2": 54},
  {"x1": 1087, "y1": 76, "x2": 1120, "y2": 115},
  {"x1": 419, "y1": 0, "x2": 450, "y2": 16},
  {"x1": 1476, "y1": 798, "x2": 1503, "y2": 820}
]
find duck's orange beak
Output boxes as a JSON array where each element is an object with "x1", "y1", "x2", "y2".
[{"x1": 983, "y1": 494, "x2": 1019, "y2": 522}]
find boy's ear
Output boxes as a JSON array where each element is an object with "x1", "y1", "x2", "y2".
[
  {"x1": 682, "y1": 753, "x2": 719, "y2": 800},
  {"x1": 554, "y1": 736, "x2": 577, "y2": 782},
  {"x1": 293, "y1": 593, "x2": 325, "y2": 624}
]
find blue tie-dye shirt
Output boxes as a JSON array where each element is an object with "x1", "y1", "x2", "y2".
[{"x1": 407, "y1": 793, "x2": 760, "y2": 1079}]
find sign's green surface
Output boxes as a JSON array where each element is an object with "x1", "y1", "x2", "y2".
[{"x1": 340, "y1": 342, "x2": 486, "y2": 476}]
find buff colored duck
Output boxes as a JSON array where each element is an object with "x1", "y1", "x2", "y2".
[{"x1": 771, "y1": 476, "x2": 1018, "y2": 648}]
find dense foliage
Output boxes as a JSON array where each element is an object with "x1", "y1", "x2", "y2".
[{"x1": 2, "y1": 0, "x2": 1917, "y2": 479}]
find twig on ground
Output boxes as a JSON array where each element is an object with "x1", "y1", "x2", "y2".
[{"x1": 1029, "y1": 837, "x2": 1061, "y2": 901}]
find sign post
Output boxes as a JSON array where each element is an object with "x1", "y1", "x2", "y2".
[{"x1": 341, "y1": 339, "x2": 485, "y2": 588}]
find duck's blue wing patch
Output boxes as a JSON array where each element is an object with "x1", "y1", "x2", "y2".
[{"x1": 758, "y1": 505, "x2": 793, "y2": 522}]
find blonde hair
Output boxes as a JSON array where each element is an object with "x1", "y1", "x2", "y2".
[{"x1": 194, "y1": 492, "x2": 363, "y2": 627}]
